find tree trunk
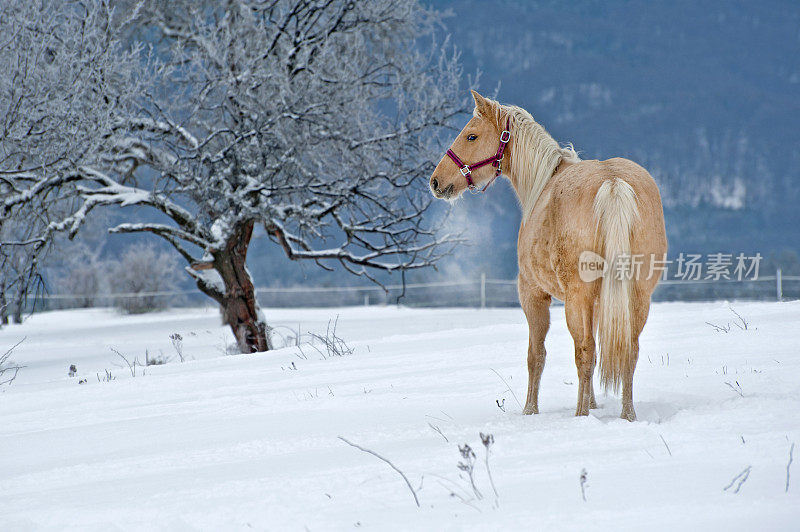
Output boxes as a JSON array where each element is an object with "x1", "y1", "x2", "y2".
[
  {"x1": 12, "y1": 301, "x2": 22, "y2": 324},
  {"x1": 0, "y1": 285, "x2": 7, "y2": 326},
  {"x1": 212, "y1": 221, "x2": 270, "y2": 353},
  {"x1": 8, "y1": 279, "x2": 27, "y2": 324}
]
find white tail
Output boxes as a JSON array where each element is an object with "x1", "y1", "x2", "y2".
[{"x1": 593, "y1": 178, "x2": 639, "y2": 393}]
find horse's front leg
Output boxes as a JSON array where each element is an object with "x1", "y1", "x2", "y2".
[{"x1": 520, "y1": 285, "x2": 551, "y2": 415}]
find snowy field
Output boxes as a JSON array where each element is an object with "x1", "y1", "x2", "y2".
[{"x1": 1, "y1": 301, "x2": 799, "y2": 531}]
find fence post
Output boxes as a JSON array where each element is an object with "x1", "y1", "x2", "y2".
[
  {"x1": 480, "y1": 272, "x2": 486, "y2": 309},
  {"x1": 364, "y1": 293, "x2": 369, "y2": 306},
  {"x1": 777, "y1": 268, "x2": 782, "y2": 302}
]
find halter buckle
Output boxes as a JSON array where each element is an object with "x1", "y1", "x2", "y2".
[
  {"x1": 459, "y1": 165, "x2": 471, "y2": 177},
  {"x1": 500, "y1": 130, "x2": 511, "y2": 143}
]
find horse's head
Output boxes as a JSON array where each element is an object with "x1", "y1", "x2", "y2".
[{"x1": 430, "y1": 90, "x2": 504, "y2": 200}]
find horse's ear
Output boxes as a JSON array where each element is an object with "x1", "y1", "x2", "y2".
[{"x1": 470, "y1": 90, "x2": 491, "y2": 116}]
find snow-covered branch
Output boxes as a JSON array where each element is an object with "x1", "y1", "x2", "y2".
[{"x1": 109, "y1": 223, "x2": 209, "y2": 251}]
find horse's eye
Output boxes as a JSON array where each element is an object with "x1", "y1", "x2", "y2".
[{"x1": 467, "y1": 134, "x2": 478, "y2": 141}]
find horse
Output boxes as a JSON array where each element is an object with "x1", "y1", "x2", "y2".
[{"x1": 430, "y1": 90, "x2": 667, "y2": 421}]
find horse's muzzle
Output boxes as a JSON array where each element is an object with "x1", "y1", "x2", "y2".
[{"x1": 432, "y1": 183, "x2": 454, "y2": 199}]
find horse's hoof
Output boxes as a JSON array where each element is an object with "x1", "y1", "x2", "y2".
[
  {"x1": 522, "y1": 404, "x2": 538, "y2": 415},
  {"x1": 620, "y1": 409, "x2": 636, "y2": 422}
]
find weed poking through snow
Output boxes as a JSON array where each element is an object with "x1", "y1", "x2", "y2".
[
  {"x1": 480, "y1": 433, "x2": 499, "y2": 506},
  {"x1": 169, "y1": 333, "x2": 185, "y2": 362},
  {"x1": 110, "y1": 347, "x2": 144, "y2": 377},
  {"x1": 724, "y1": 466, "x2": 752, "y2": 493},
  {"x1": 659, "y1": 434, "x2": 673, "y2": 456},
  {"x1": 458, "y1": 443, "x2": 482, "y2": 501},
  {"x1": 0, "y1": 338, "x2": 25, "y2": 387},
  {"x1": 489, "y1": 368, "x2": 523, "y2": 411},
  {"x1": 338, "y1": 436, "x2": 420, "y2": 507},
  {"x1": 787, "y1": 442, "x2": 795, "y2": 493},
  {"x1": 428, "y1": 423, "x2": 449, "y2": 442},
  {"x1": 580, "y1": 469, "x2": 588, "y2": 502},
  {"x1": 97, "y1": 369, "x2": 115, "y2": 382},
  {"x1": 725, "y1": 380, "x2": 744, "y2": 397},
  {"x1": 309, "y1": 316, "x2": 353, "y2": 359},
  {"x1": 448, "y1": 434, "x2": 500, "y2": 509},
  {"x1": 339, "y1": 433, "x2": 499, "y2": 511},
  {"x1": 706, "y1": 321, "x2": 732, "y2": 333},
  {"x1": 707, "y1": 307, "x2": 752, "y2": 334},
  {"x1": 729, "y1": 306, "x2": 749, "y2": 330}
]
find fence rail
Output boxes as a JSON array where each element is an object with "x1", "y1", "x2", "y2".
[{"x1": 35, "y1": 268, "x2": 800, "y2": 310}]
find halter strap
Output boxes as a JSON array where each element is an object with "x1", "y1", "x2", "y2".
[{"x1": 445, "y1": 118, "x2": 511, "y2": 192}]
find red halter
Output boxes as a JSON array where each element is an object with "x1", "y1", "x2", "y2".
[{"x1": 445, "y1": 118, "x2": 511, "y2": 192}]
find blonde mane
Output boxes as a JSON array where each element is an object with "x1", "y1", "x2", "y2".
[{"x1": 477, "y1": 101, "x2": 580, "y2": 218}]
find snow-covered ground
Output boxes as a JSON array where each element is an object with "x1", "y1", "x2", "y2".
[{"x1": 1, "y1": 301, "x2": 799, "y2": 531}]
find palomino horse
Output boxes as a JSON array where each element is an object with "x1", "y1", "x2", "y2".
[{"x1": 430, "y1": 91, "x2": 667, "y2": 421}]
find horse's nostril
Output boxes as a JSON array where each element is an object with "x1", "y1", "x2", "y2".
[{"x1": 431, "y1": 178, "x2": 438, "y2": 190}]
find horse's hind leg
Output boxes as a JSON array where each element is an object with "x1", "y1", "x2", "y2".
[
  {"x1": 565, "y1": 293, "x2": 595, "y2": 416},
  {"x1": 620, "y1": 336, "x2": 639, "y2": 421},
  {"x1": 520, "y1": 284, "x2": 551, "y2": 415},
  {"x1": 621, "y1": 289, "x2": 651, "y2": 421}
]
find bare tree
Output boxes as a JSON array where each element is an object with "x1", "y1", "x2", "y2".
[
  {"x1": 0, "y1": 218, "x2": 39, "y2": 323},
  {"x1": 0, "y1": 0, "x2": 146, "y2": 322},
  {"x1": 52, "y1": 242, "x2": 107, "y2": 309},
  {"x1": 0, "y1": 205, "x2": 56, "y2": 323},
  {"x1": 110, "y1": 243, "x2": 182, "y2": 313},
  {"x1": 1, "y1": 0, "x2": 466, "y2": 352}
]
